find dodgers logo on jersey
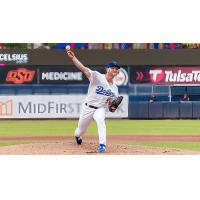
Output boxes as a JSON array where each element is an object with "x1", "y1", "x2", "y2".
[{"x1": 95, "y1": 86, "x2": 115, "y2": 97}]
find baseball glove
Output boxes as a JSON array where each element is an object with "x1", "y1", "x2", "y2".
[{"x1": 109, "y1": 96, "x2": 124, "y2": 112}]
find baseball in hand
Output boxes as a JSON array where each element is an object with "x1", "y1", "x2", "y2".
[{"x1": 65, "y1": 45, "x2": 71, "y2": 50}]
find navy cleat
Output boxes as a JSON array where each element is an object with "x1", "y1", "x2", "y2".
[
  {"x1": 75, "y1": 136, "x2": 82, "y2": 145},
  {"x1": 97, "y1": 144, "x2": 106, "y2": 153}
]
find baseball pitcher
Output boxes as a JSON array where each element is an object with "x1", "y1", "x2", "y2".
[{"x1": 65, "y1": 46, "x2": 123, "y2": 153}]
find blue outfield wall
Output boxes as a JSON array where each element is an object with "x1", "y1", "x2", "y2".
[{"x1": 128, "y1": 101, "x2": 200, "y2": 119}]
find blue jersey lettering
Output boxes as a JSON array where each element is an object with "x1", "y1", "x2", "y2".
[{"x1": 96, "y1": 86, "x2": 115, "y2": 97}]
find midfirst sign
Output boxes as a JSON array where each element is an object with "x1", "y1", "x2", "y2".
[{"x1": 0, "y1": 95, "x2": 128, "y2": 118}]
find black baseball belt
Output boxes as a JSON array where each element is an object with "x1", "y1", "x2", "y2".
[{"x1": 85, "y1": 103, "x2": 98, "y2": 109}]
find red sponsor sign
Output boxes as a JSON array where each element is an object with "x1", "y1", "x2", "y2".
[
  {"x1": 6, "y1": 68, "x2": 35, "y2": 84},
  {"x1": 131, "y1": 66, "x2": 200, "y2": 84}
]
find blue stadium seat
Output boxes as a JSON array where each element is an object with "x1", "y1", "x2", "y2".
[
  {"x1": 189, "y1": 95, "x2": 200, "y2": 101},
  {"x1": 171, "y1": 86, "x2": 187, "y2": 95},
  {"x1": 187, "y1": 86, "x2": 200, "y2": 95},
  {"x1": 129, "y1": 95, "x2": 149, "y2": 102},
  {"x1": 153, "y1": 85, "x2": 169, "y2": 93},
  {"x1": 156, "y1": 95, "x2": 169, "y2": 101},
  {"x1": 172, "y1": 95, "x2": 182, "y2": 101},
  {"x1": 55, "y1": 43, "x2": 70, "y2": 49}
]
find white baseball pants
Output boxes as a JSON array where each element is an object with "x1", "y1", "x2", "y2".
[{"x1": 74, "y1": 104, "x2": 106, "y2": 145}]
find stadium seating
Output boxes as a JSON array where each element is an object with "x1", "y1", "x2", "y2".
[
  {"x1": 2, "y1": 43, "x2": 200, "y2": 50},
  {"x1": 171, "y1": 86, "x2": 187, "y2": 95}
]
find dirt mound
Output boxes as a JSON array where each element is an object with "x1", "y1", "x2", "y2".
[{"x1": 0, "y1": 141, "x2": 199, "y2": 155}]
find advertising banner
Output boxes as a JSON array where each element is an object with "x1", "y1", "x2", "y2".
[
  {"x1": 39, "y1": 66, "x2": 129, "y2": 86},
  {"x1": 0, "y1": 53, "x2": 28, "y2": 64},
  {"x1": 39, "y1": 67, "x2": 89, "y2": 84},
  {"x1": 0, "y1": 95, "x2": 128, "y2": 119},
  {"x1": 0, "y1": 65, "x2": 129, "y2": 86},
  {"x1": 113, "y1": 67, "x2": 129, "y2": 86},
  {"x1": 130, "y1": 66, "x2": 200, "y2": 84},
  {"x1": 0, "y1": 66, "x2": 37, "y2": 84}
]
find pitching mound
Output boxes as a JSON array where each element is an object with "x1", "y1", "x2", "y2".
[{"x1": 0, "y1": 141, "x2": 199, "y2": 155}]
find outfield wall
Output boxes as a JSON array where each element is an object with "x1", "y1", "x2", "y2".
[
  {"x1": 1, "y1": 94, "x2": 200, "y2": 119},
  {"x1": 0, "y1": 95, "x2": 128, "y2": 119},
  {"x1": 128, "y1": 101, "x2": 200, "y2": 119},
  {"x1": 1, "y1": 49, "x2": 200, "y2": 119}
]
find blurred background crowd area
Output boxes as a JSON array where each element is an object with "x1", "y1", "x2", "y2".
[{"x1": 1, "y1": 43, "x2": 200, "y2": 50}]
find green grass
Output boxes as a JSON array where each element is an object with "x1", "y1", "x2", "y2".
[
  {"x1": 0, "y1": 141, "x2": 32, "y2": 147},
  {"x1": 114, "y1": 141, "x2": 200, "y2": 151},
  {"x1": 1, "y1": 119, "x2": 200, "y2": 136},
  {"x1": 107, "y1": 120, "x2": 200, "y2": 135},
  {"x1": 1, "y1": 119, "x2": 200, "y2": 151}
]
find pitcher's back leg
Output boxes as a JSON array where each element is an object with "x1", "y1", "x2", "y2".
[{"x1": 93, "y1": 107, "x2": 106, "y2": 146}]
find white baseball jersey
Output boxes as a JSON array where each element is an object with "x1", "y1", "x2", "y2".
[
  {"x1": 84, "y1": 70, "x2": 119, "y2": 108},
  {"x1": 75, "y1": 69, "x2": 119, "y2": 145}
]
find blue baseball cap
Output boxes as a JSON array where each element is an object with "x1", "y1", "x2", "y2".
[{"x1": 106, "y1": 61, "x2": 120, "y2": 69}]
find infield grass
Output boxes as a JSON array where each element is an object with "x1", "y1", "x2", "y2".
[
  {"x1": 0, "y1": 119, "x2": 200, "y2": 136},
  {"x1": 114, "y1": 141, "x2": 200, "y2": 151},
  {"x1": 0, "y1": 141, "x2": 32, "y2": 147}
]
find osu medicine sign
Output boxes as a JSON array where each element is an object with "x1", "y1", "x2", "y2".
[
  {"x1": 0, "y1": 66, "x2": 128, "y2": 86},
  {"x1": 130, "y1": 66, "x2": 200, "y2": 84},
  {"x1": 0, "y1": 66, "x2": 101, "y2": 85}
]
